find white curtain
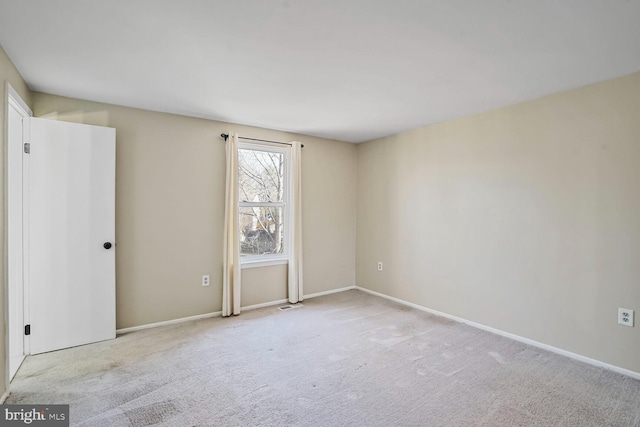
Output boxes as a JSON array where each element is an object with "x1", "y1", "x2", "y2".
[
  {"x1": 288, "y1": 141, "x2": 304, "y2": 303},
  {"x1": 222, "y1": 133, "x2": 241, "y2": 316}
]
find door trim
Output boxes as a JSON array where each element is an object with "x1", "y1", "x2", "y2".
[
  {"x1": 4, "y1": 83, "x2": 32, "y2": 390},
  {"x1": 7, "y1": 85, "x2": 31, "y2": 117}
]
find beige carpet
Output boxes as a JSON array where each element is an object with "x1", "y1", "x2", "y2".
[{"x1": 7, "y1": 290, "x2": 640, "y2": 426}]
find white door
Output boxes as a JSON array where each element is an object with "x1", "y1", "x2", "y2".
[
  {"x1": 7, "y1": 88, "x2": 30, "y2": 379},
  {"x1": 28, "y1": 117, "x2": 116, "y2": 355}
]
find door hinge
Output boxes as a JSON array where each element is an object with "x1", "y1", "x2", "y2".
[
  {"x1": 24, "y1": 324, "x2": 30, "y2": 336},
  {"x1": 23, "y1": 143, "x2": 30, "y2": 154}
]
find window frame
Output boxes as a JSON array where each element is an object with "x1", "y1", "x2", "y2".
[{"x1": 237, "y1": 141, "x2": 291, "y2": 269}]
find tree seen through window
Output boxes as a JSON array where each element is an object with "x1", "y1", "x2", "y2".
[{"x1": 238, "y1": 147, "x2": 286, "y2": 257}]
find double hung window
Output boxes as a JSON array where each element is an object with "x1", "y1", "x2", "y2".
[{"x1": 237, "y1": 143, "x2": 289, "y2": 266}]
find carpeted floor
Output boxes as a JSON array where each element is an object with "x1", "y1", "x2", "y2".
[{"x1": 7, "y1": 290, "x2": 640, "y2": 426}]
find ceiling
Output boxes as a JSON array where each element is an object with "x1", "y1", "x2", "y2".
[{"x1": 1, "y1": 1, "x2": 639, "y2": 143}]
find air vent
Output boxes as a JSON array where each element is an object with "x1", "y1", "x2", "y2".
[{"x1": 277, "y1": 303, "x2": 304, "y2": 311}]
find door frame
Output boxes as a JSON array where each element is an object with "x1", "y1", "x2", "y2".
[{"x1": 4, "y1": 83, "x2": 32, "y2": 390}]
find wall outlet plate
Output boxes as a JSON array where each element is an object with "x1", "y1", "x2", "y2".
[
  {"x1": 618, "y1": 308, "x2": 634, "y2": 327},
  {"x1": 377, "y1": 262, "x2": 383, "y2": 271},
  {"x1": 202, "y1": 274, "x2": 210, "y2": 287}
]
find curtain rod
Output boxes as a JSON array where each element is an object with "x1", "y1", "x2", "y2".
[{"x1": 220, "y1": 133, "x2": 304, "y2": 148}]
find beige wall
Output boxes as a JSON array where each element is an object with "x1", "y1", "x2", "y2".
[
  {"x1": 241, "y1": 265, "x2": 287, "y2": 307},
  {"x1": 33, "y1": 93, "x2": 357, "y2": 329},
  {"x1": 1, "y1": 45, "x2": 32, "y2": 397},
  {"x1": 357, "y1": 72, "x2": 640, "y2": 373}
]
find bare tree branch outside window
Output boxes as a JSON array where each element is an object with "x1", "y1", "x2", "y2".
[{"x1": 238, "y1": 148, "x2": 285, "y2": 256}]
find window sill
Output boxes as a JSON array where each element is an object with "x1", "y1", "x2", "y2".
[{"x1": 240, "y1": 258, "x2": 289, "y2": 269}]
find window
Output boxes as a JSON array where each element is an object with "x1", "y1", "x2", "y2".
[{"x1": 237, "y1": 143, "x2": 290, "y2": 265}]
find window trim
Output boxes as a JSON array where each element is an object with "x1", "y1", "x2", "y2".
[
  {"x1": 237, "y1": 141, "x2": 291, "y2": 265},
  {"x1": 240, "y1": 258, "x2": 289, "y2": 270}
]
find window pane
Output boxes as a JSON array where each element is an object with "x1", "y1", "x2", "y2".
[
  {"x1": 239, "y1": 206, "x2": 284, "y2": 256},
  {"x1": 238, "y1": 149, "x2": 285, "y2": 203}
]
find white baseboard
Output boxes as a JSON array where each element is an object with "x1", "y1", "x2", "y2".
[
  {"x1": 115, "y1": 286, "x2": 357, "y2": 334},
  {"x1": 355, "y1": 286, "x2": 640, "y2": 381},
  {"x1": 241, "y1": 286, "x2": 356, "y2": 310},
  {"x1": 0, "y1": 390, "x2": 9, "y2": 404},
  {"x1": 241, "y1": 299, "x2": 289, "y2": 311},
  {"x1": 116, "y1": 311, "x2": 222, "y2": 334},
  {"x1": 304, "y1": 285, "x2": 355, "y2": 300}
]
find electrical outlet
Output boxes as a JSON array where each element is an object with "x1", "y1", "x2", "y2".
[
  {"x1": 377, "y1": 262, "x2": 383, "y2": 271},
  {"x1": 202, "y1": 274, "x2": 210, "y2": 287},
  {"x1": 618, "y1": 308, "x2": 634, "y2": 327}
]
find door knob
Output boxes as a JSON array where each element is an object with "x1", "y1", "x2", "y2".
[{"x1": 103, "y1": 242, "x2": 113, "y2": 249}]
